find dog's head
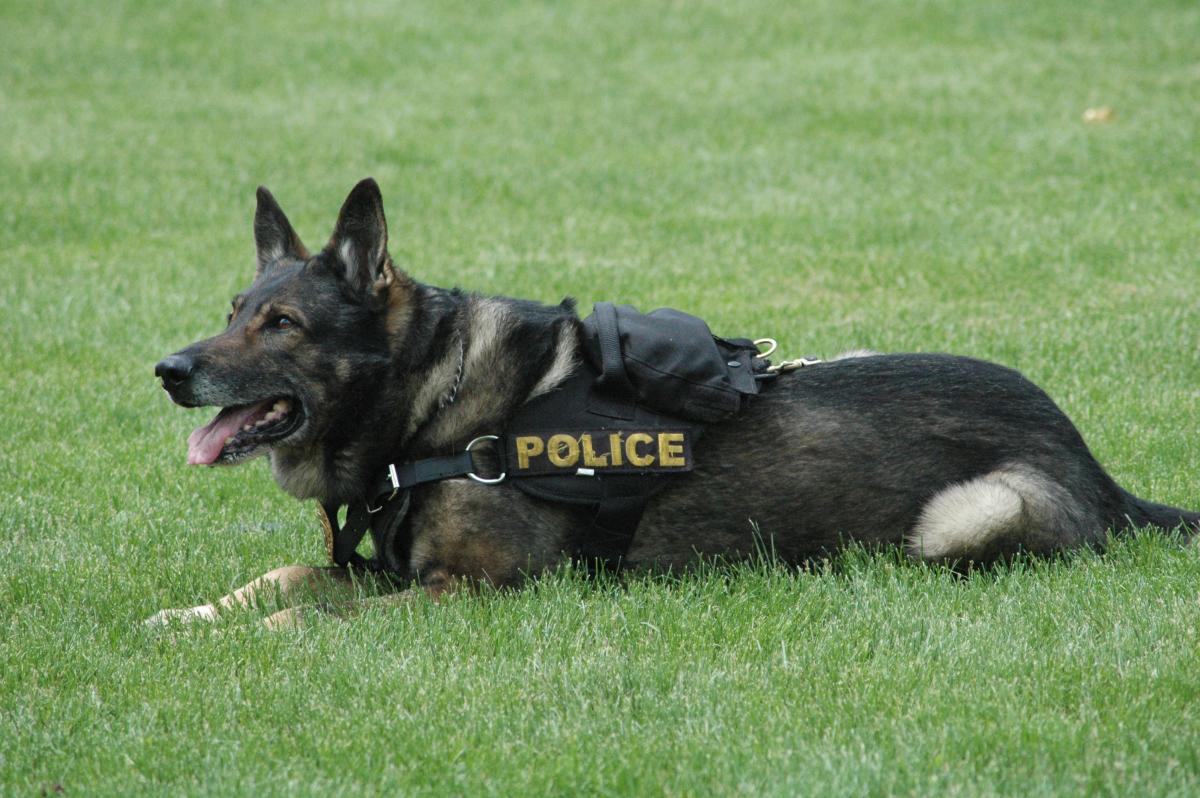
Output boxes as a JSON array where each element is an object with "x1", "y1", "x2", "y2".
[{"x1": 156, "y1": 179, "x2": 412, "y2": 478}]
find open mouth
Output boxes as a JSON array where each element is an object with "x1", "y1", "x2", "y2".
[{"x1": 186, "y1": 397, "x2": 304, "y2": 466}]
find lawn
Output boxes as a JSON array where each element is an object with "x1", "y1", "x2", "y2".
[{"x1": 2, "y1": 0, "x2": 1199, "y2": 794}]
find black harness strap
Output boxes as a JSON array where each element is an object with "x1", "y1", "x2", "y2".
[
  {"x1": 324, "y1": 501, "x2": 375, "y2": 570},
  {"x1": 592, "y1": 301, "x2": 635, "y2": 399},
  {"x1": 326, "y1": 450, "x2": 483, "y2": 569},
  {"x1": 582, "y1": 492, "x2": 647, "y2": 566},
  {"x1": 325, "y1": 436, "x2": 661, "y2": 571},
  {"x1": 375, "y1": 451, "x2": 476, "y2": 505}
]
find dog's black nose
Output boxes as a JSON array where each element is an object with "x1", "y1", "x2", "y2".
[{"x1": 155, "y1": 354, "x2": 195, "y2": 387}]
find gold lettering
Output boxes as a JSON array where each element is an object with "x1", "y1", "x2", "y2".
[
  {"x1": 609, "y1": 433, "x2": 624, "y2": 466},
  {"x1": 625, "y1": 432, "x2": 654, "y2": 466},
  {"x1": 547, "y1": 434, "x2": 580, "y2": 467},
  {"x1": 515, "y1": 436, "x2": 545, "y2": 469},
  {"x1": 581, "y1": 434, "x2": 609, "y2": 467},
  {"x1": 659, "y1": 432, "x2": 686, "y2": 467}
]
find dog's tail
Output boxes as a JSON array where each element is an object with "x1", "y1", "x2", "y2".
[{"x1": 1120, "y1": 489, "x2": 1200, "y2": 537}]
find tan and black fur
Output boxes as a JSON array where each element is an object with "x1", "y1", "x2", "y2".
[{"x1": 148, "y1": 179, "x2": 1199, "y2": 628}]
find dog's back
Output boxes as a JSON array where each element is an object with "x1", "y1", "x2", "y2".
[{"x1": 629, "y1": 353, "x2": 1196, "y2": 568}]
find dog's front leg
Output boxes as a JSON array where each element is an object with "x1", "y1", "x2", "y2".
[
  {"x1": 261, "y1": 569, "x2": 491, "y2": 629},
  {"x1": 144, "y1": 565, "x2": 365, "y2": 627},
  {"x1": 261, "y1": 589, "x2": 427, "y2": 630},
  {"x1": 263, "y1": 480, "x2": 577, "y2": 629}
]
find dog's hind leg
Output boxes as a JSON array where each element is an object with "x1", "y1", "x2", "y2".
[
  {"x1": 906, "y1": 464, "x2": 1094, "y2": 563},
  {"x1": 144, "y1": 565, "x2": 372, "y2": 627}
]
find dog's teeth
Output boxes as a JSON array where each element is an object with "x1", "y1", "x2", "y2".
[
  {"x1": 273, "y1": 399, "x2": 290, "y2": 413},
  {"x1": 242, "y1": 424, "x2": 252, "y2": 431}
]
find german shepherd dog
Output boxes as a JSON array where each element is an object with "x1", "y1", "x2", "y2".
[{"x1": 149, "y1": 178, "x2": 1198, "y2": 628}]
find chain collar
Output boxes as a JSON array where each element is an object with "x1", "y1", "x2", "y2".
[{"x1": 439, "y1": 335, "x2": 466, "y2": 409}]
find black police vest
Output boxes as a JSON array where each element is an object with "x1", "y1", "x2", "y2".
[{"x1": 325, "y1": 302, "x2": 773, "y2": 571}]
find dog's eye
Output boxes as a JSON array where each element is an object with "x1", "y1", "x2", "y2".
[{"x1": 274, "y1": 315, "x2": 296, "y2": 330}]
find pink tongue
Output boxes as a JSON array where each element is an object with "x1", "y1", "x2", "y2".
[{"x1": 186, "y1": 402, "x2": 269, "y2": 465}]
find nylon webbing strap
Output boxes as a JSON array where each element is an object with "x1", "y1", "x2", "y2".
[
  {"x1": 570, "y1": 473, "x2": 659, "y2": 569},
  {"x1": 592, "y1": 302, "x2": 634, "y2": 397},
  {"x1": 326, "y1": 451, "x2": 482, "y2": 570},
  {"x1": 324, "y1": 501, "x2": 374, "y2": 570},
  {"x1": 390, "y1": 452, "x2": 476, "y2": 496},
  {"x1": 360, "y1": 450, "x2": 478, "y2": 509},
  {"x1": 580, "y1": 493, "x2": 647, "y2": 569},
  {"x1": 588, "y1": 302, "x2": 636, "y2": 420}
]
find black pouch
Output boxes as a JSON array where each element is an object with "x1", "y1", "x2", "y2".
[{"x1": 580, "y1": 302, "x2": 766, "y2": 423}]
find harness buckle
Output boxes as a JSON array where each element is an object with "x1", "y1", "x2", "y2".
[
  {"x1": 367, "y1": 463, "x2": 401, "y2": 514},
  {"x1": 465, "y1": 435, "x2": 506, "y2": 484}
]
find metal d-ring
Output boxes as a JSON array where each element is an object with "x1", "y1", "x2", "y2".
[
  {"x1": 754, "y1": 338, "x2": 778, "y2": 359},
  {"x1": 465, "y1": 435, "x2": 506, "y2": 484}
]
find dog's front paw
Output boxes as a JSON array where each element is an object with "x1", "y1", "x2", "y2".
[
  {"x1": 143, "y1": 604, "x2": 218, "y2": 628},
  {"x1": 262, "y1": 607, "x2": 306, "y2": 630}
]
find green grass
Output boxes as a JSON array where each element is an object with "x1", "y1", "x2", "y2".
[{"x1": 2, "y1": 0, "x2": 1199, "y2": 794}]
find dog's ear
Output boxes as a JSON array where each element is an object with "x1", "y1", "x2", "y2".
[
  {"x1": 254, "y1": 187, "x2": 309, "y2": 274},
  {"x1": 327, "y1": 177, "x2": 391, "y2": 292}
]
